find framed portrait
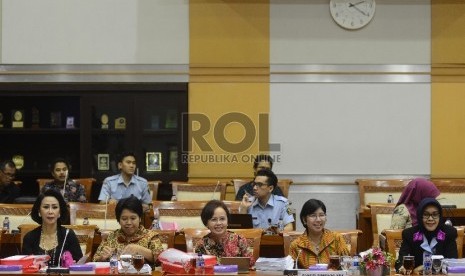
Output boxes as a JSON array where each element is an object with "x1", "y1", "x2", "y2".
[
  {"x1": 97, "y1": 154, "x2": 110, "y2": 171},
  {"x1": 146, "y1": 152, "x2": 162, "y2": 172}
]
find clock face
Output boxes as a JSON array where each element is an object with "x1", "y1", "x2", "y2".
[{"x1": 330, "y1": 0, "x2": 376, "y2": 30}]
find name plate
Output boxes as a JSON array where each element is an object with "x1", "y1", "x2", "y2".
[{"x1": 298, "y1": 271, "x2": 347, "y2": 276}]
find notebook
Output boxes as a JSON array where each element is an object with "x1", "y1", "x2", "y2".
[
  {"x1": 220, "y1": 257, "x2": 250, "y2": 273},
  {"x1": 228, "y1": 214, "x2": 253, "y2": 229}
]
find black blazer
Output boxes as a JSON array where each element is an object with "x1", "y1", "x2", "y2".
[
  {"x1": 22, "y1": 226, "x2": 83, "y2": 267},
  {"x1": 395, "y1": 225, "x2": 458, "y2": 271}
]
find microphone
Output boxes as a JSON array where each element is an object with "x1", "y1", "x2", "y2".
[
  {"x1": 61, "y1": 170, "x2": 68, "y2": 198},
  {"x1": 104, "y1": 194, "x2": 109, "y2": 230},
  {"x1": 211, "y1": 180, "x2": 220, "y2": 200},
  {"x1": 295, "y1": 249, "x2": 302, "y2": 269},
  {"x1": 11, "y1": 210, "x2": 32, "y2": 235}
]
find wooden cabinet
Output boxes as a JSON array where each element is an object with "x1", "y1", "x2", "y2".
[{"x1": 0, "y1": 83, "x2": 188, "y2": 200}]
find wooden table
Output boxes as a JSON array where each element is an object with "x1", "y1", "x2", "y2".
[{"x1": 0, "y1": 232, "x2": 285, "y2": 259}]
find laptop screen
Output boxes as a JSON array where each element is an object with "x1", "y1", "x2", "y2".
[{"x1": 228, "y1": 214, "x2": 253, "y2": 229}]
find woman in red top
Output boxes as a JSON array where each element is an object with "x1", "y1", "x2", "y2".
[{"x1": 194, "y1": 200, "x2": 254, "y2": 266}]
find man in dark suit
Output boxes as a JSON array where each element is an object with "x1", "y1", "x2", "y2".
[{"x1": 0, "y1": 160, "x2": 20, "y2": 203}]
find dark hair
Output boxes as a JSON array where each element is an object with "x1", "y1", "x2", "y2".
[
  {"x1": 118, "y1": 151, "x2": 136, "y2": 163},
  {"x1": 300, "y1": 199, "x2": 327, "y2": 228},
  {"x1": 31, "y1": 189, "x2": 69, "y2": 225},
  {"x1": 255, "y1": 169, "x2": 278, "y2": 188},
  {"x1": 0, "y1": 160, "x2": 16, "y2": 171},
  {"x1": 253, "y1": 155, "x2": 274, "y2": 170},
  {"x1": 200, "y1": 200, "x2": 231, "y2": 226},
  {"x1": 50, "y1": 157, "x2": 71, "y2": 173},
  {"x1": 115, "y1": 196, "x2": 143, "y2": 221}
]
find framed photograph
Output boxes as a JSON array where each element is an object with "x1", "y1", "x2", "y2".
[
  {"x1": 97, "y1": 154, "x2": 110, "y2": 171},
  {"x1": 146, "y1": 152, "x2": 162, "y2": 172}
]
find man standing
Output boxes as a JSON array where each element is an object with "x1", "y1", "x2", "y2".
[
  {"x1": 98, "y1": 152, "x2": 151, "y2": 209},
  {"x1": 41, "y1": 158, "x2": 87, "y2": 202},
  {"x1": 239, "y1": 169, "x2": 294, "y2": 231},
  {"x1": 235, "y1": 154, "x2": 284, "y2": 200},
  {"x1": 0, "y1": 160, "x2": 20, "y2": 203}
]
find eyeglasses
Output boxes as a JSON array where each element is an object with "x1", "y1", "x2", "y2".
[
  {"x1": 0, "y1": 170, "x2": 15, "y2": 178},
  {"x1": 253, "y1": 181, "x2": 269, "y2": 188},
  {"x1": 209, "y1": 217, "x2": 227, "y2": 223},
  {"x1": 308, "y1": 213, "x2": 327, "y2": 220},
  {"x1": 422, "y1": 212, "x2": 440, "y2": 220}
]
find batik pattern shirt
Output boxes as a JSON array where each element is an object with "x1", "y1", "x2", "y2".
[
  {"x1": 42, "y1": 180, "x2": 87, "y2": 202},
  {"x1": 390, "y1": 203, "x2": 412, "y2": 229}
]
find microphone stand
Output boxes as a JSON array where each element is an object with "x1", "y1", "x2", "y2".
[{"x1": 284, "y1": 249, "x2": 302, "y2": 276}]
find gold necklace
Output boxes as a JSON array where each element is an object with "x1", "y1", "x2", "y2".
[{"x1": 39, "y1": 229, "x2": 58, "y2": 251}]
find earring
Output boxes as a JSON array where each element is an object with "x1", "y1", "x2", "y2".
[{"x1": 38, "y1": 213, "x2": 41, "y2": 217}]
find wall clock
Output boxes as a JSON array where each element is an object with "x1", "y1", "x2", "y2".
[{"x1": 330, "y1": 0, "x2": 376, "y2": 30}]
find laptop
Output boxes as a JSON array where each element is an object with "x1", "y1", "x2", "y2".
[
  {"x1": 228, "y1": 214, "x2": 253, "y2": 229},
  {"x1": 220, "y1": 257, "x2": 250, "y2": 273}
]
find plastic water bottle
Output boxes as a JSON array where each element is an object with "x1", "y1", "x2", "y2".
[
  {"x1": 350, "y1": 255, "x2": 361, "y2": 276},
  {"x1": 110, "y1": 249, "x2": 118, "y2": 274},
  {"x1": 82, "y1": 217, "x2": 89, "y2": 225},
  {"x1": 423, "y1": 251, "x2": 432, "y2": 275},
  {"x1": 387, "y1": 194, "x2": 394, "y2": 203},
  {"x1": 195, "y1": 253, "x2": 205, "y2": 275},
  {"x1": 2, "y1": 217, "x2": 10, "y2": 233},
  {"x1": 278, "y1": 218, "x2": 284, "y2": 233},
  {"x1": 151, "y1": 218, "x2": 160, "y2": 230}
]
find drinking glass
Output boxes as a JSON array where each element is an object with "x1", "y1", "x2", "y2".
[
  {"x1": 328, "y1": 255, "x2": 341, "y2": 270},
  {"x1": 432, "y1": 256, "x2": 443, "y2": 275},
  {"x1": 340, "y1": 256, "x2": 352, "y2": 272},
  {"x1": 181, "y1": 258, "x2": 193, "y2": 273},
  {"x1": 132, "y1": 254, "x2": 145, "y2": 274},
  {"x1": 403, "y1": 256, "x2": 415, "y2": 276},
  {"x1": 119, "y1": 254, "x2": 133, "y2": 274}
]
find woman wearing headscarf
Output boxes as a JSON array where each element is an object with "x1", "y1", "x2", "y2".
[
  {"x1": 395, "y1": 198, "x2": 457, "y2": 273},
  {"x1": 390, "y1": 178, "x2": 440, "y2": 229}
]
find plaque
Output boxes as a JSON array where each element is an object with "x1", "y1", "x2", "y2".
[
  {"x1": 115, "y1": 117, "x2": 126, "y2": 130},
  {"x1": 101, "y1": 114, "x2": 109, "y2": 129},
  {"x1": 50, "y1": 112, "x2": 62, "y2": 128},
  {"x1": 146, "y1": 152, "x2": 161, "y2": 172},
  {"x1": 66, "y1": 117, "x2": 75, "y2": 129},
  {"x1": 165, "y1": 110, "x2": 177, "y2": 129},
  {"x1": 168, "y1": 147, "x2": 178, "y2": 171},
  {"x1": 12, "y1": 110, "x2": 24, "y2": 128},
  {"x1": 97, "y1": 154, "x2": 110, "y2": 171},
  {"x1": 12, "y1": 155, "x2": 24, "y2": 170},
  {"x1": 0, "y1": 112, "x2": 3, "y2": 128},
  {"x1": 31, "y1": 107, "x2": 40, "y2": 128}
]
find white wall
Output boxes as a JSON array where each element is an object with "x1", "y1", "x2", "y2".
[{"x1": 1, "y1": 0, "x2": 189, "y2": 64}]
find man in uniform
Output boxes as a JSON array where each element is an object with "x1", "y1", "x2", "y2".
[
  {"x1": 235, "y1": 154, "x2": 284, "y2": 200},
  {"x1": 98, "y1": 152, "x2": 151, "y2": 209},
  {"x1": 0, "y1": 160, "x2": 20, "y2": 203},
  {"x1": 239, "y1": 169, "x2": 294, "y2": 231}
]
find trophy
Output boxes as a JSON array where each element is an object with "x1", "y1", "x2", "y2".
[
  {"x1": 31, "y1": 107, "x2": 40, "y2": 128},
  {"x1": 101, "y1": 114, "x2": 109, "y2": 129},
  {"x1": 12, "y1": 155, "x2": 24, "y2": 170},
  {"x1": 0, "y1": 112, "x2": 4, "y2": 128},
  {"x1": 12, "y1": 110, "x2": 24, "y2": 128},
  {"x1": 50, "y1": 112, "x2": 62, "y2": 128},
  {"x1": 115, "y1": 117, "x2": 126, "y2": 130}
]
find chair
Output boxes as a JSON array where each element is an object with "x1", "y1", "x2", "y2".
[
  {"x1": 68, "y1": 202, "x2": 119, "y2": 230},
  {"x1": 37, "y1": 178, "x2": 95, "y2": 201},
  {"x1": 148, "y1": 180, "x2": 161, "y2": 200},
  {"x1": 232, "y1": 178, "x2": 293, "y2": 198},
  {"x1": 370, "y1": 203, "x2": 396, "y2": 247},
  {"x1": 18, "y1": 224, "x2": 40, "y2": 251},
  {"x1": 171, "y1": 181, "x2": 227, "y2": 201},
  {"x1": 356, "y1": 179, "x2": 411, "y2": 209},
  {"x1": 0, "y1": 204, "x2": 37, "y2": 232},
  {"x1": 183, "y1": 228, "x2": 210, "y2": 253},
  {"x1": 63, "y1": 224, "x2": 97, "y2": 256},
  {"x1": 431, "y1": 179, "x2": 465, "y2": 208},
  {"x1": 229, "y1": 228, "x2": 263, "y2": 261},
  {"x1": 283, "y1": 229, "x2": 361, "y2": 256},
  {"x1": 153, "y1": 230, "x2": 176, "y2": 250}
]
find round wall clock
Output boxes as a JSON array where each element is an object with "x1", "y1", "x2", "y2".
[{"x1": 330, "y1": 0, "x2": 376, "y2": 30}]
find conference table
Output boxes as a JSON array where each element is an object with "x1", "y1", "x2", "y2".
[{"x1": 0, "y1": 232, "x2": 285, "y2": 259}]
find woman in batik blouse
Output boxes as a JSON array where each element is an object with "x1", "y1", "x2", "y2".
[
  {"x1": 93, "y1": 196, "x2": 163, "y2": 266},
  {"x1": 194, "y1": 200, "x2": 254, "y2": 267}
]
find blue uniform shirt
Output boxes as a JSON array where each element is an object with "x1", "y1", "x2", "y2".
[
  {"x1": 249, "y1": 194, "x2": 294, "y2": 229},
  {"x1": 98, "y1": 174, "x2": 151, "y2": 204}
]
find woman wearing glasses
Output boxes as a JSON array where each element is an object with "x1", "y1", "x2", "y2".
[
  {"x1": 289, "y1": 199, "x2": 349, "y2": 268},
  {"x1": 395, "y1": 197, "x2": 457, "y2": 273},
  {"x1": 194, "y1": 200, "x2": 254, "y2": 266}
]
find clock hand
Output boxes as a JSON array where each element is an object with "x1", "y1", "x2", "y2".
[
  {"x1": 352, "y1": 1, "x2": 366, "y2": 6},
  {"x1": 348, "y1": 3, "x2": 368, "y2": 16}
]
